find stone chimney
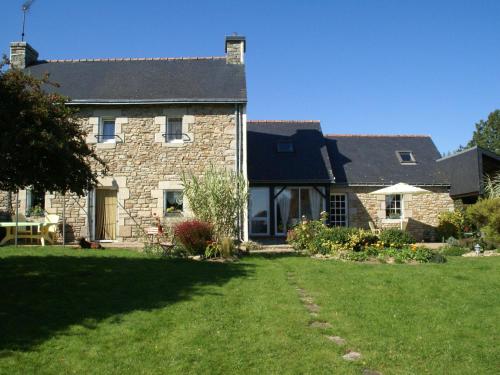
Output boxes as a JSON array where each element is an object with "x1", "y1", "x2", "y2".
[
  {"x1": 225, "y1": 35, "x2": 246, "y2": 64},
  {"x1": 9, "y1": 41, "x2": 39, "y2": 69}
]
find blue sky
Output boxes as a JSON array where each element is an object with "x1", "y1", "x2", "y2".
[{"x1": 1, "y1": 0, "x2": 499, "y2": 154}]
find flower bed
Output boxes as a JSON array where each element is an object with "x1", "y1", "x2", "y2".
[{"x1": 287, "y1": 216, "x2": 445, "y2": 264}]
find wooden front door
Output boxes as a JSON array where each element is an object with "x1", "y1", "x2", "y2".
[{"x1": 95, "y1": 189, "x2": 117, "y2": 240}]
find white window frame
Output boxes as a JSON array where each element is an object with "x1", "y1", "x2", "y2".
[
  {"x1": 396, "y1": 150, "x2": 416, "y2": 164},
  {"x1": 166, "y1": 117, "x2": 184, "y2": 144},
  {"x1": 330, "y1": 193, "x2": 348, "y2": 227},
  {"x1": 99, "y1": 118, "x2": 116, "y2": 144},
  {"x1": 249, "y1": 187, "x2": 270, "y2": 236},
  {"x1": 385, "y1": 194, "x2": 403, "y2": 219},
  {"x1": 163, "y1": 190, "x2": 184, "y2": 215}
]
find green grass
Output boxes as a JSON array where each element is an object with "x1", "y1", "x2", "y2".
[{"x1": 0, "y1": 247, "x2": 498, "y2": 374}]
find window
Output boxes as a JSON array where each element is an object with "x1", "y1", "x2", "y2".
[
  {"x1": 397, "y1": 151, "x2": 416, "y2": 164},
  {"x1": 166, "y1": 118, "x2": 183, "y2": 143},
  {"x1": 164, "y1": 190, "x2": 183, "y2": 214},
  {"x1": 330, "y1": 194, "x2": 347, "y2": 227},
  {"x1": 385, "y1": 194, "x2": 402, "y2": 219},
  {"x1": 275, "y1": 187, "x2": 325, "y2": 235},
  {"x1": 249, "y1": 188, "x2": 269, "y2": 235},
  {"x1": 277, "y1": 141, "x2": 294, "y2": 153},
  {"x1": 100, "y1": 119, "x2": 116, "y2": 143},
  {"x1": 26, "y1": 188, "x2": 45, "y2": 217}
]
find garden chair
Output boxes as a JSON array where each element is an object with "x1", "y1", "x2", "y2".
[
  {"x1": 146, "y1": 226, "x2": 175, "y2": 252},
  {"x1": 368, "y1": 221, "x2": 381, "y2": 235},
  {"x1": 44, "y1": 214, "x2": 60, "y2": 244}
]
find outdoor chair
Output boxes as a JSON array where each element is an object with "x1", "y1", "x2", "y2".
[
  {"x1": 368, "y1": 221, "x2": 381, "y2": 235},
  {"x1": 146, "y1": 226, "x2": 175, "y2": 252},
  {"x1": 44, "y1": 214, "x2": 60, "y2": 244}
]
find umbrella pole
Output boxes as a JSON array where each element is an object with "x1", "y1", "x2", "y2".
[
  {"x1": 15, "y1": 190, "x2": 19, "y2": 247},
  {"x1": 62, "y1": 192, "x2": 66, "y2": 246}
]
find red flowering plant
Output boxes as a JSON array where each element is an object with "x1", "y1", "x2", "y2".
[{"x1": 174, "y1": 220, "x2": 213, "y2": 256}]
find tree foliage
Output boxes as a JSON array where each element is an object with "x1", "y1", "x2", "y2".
[
  {"x1": 0, "y1": 66, "x2": 106, "y2": 195},
  {"x1": 460, "y1": 110, "x2": 500, "y2": 154},
  {"x1": 484, "y1": 172, "x2": 500, "y2": 199},
  {"x1": 181, "y1": 165, "x2": 248, "y2": 240},
  {"x1": 466, "y1": 198, "x2": 500, "y2": 247}
]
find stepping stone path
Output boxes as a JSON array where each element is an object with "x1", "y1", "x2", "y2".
[
  {"x1": 343, "y1": 351, "x2": 362, "y2": 361},
  {"x1": 325, "y1": 335, "x2": 346, "y2": 345},
  {"x1": 286, "y1": 270, "x2": 382, "y2": 374},
  {"x1": 309, "y1": 321, "x2": 332, "y2": 329}
]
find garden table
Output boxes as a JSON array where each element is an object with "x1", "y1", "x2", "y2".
[{"x1": 0, "y1": 222, "x2": 57, "y2": 246}]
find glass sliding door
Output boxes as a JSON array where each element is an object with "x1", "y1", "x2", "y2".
[
  {"x1": 249, "y1": 187, "x2": 270, "y2": 236},
  {"x1": 275, "y1": 187, "x2": 325, "y2": 236}
]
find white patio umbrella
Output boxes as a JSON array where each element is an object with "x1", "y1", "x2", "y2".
[{"x1": 369, "y1": 183, "x2": 430, "y2": 229}]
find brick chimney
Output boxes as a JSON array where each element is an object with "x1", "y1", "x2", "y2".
[
  {"x1": 9, "y1": 41, "x2": 39, "y2": 69},
  {"x1": 225, "y1": 35, "x2": 246, "y2": 64}
]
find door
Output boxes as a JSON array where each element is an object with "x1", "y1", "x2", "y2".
[
  {"x1": 249, "y1": 187, "x2": 270, "y2": 236},
  {"x1": 95, "y1": 189, "x2": 117, "y2": 240}
]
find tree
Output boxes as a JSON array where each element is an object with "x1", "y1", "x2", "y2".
[
  {"x1": 181, "y1": 165, "x2": 248, "y2": 240},
  {"x1": 0, "y1": 65, "x2": 106, "y2": 196},
  {"x1": 462, "y1": 110, "x2": 500, "y2": 154}
]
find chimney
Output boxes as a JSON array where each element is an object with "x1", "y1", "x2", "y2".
[
  {"x1": 225, "y1": 35, "x2": 246, "y2": 64},
  {"x1": 9, "y1": 41, "x2": 39, "y2": 69}
]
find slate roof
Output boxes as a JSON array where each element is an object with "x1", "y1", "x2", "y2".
[
  {"x1": 247, "y1": 121, "x2": 334, "y2": 183},
  {"x1": 437, "y1": 146, "x2": 500, "y2": 197},
  {"x1": 325, "y1": 135, "x2": 448, "y2": 186},
  {"x1": 25, "y1": 57, "x2": 247, "y2": 104}
]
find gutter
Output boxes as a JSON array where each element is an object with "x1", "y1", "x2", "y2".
[{"x1": 66, "y1": 99, "x2": 247, "y2": 105}]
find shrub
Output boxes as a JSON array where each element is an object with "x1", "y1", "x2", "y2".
[
  {"x1": 174, "y1": 220, "x2": 213, "y2": 255},
  {"x1": 379, "y1": 229, "x2": 415, "y2": 248},
  {"x1": 466, "y1": 198, "x2": 500, "y2": 248},
  {"x1": 438, "y1": 245, "x2": 470, "y2": 256},
  {"x1": 181, "y1": 165, "x2": 248, "y2": 240},
  {"x1": 437, "y1": 210, "x2": 469, "y2": 239},
  {"x1": 286, "y1": 220, "x2": 326, "y2": 253}
]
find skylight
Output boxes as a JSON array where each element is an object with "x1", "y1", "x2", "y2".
[
  {"x1": 277, "y1": 141, "x2": 294, "y2": 153},
  {"x1": 397, "y1": 151, "x2": 416, "y2": 164}
]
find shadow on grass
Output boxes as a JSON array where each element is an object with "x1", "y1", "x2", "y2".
[{"x1": 0, "y1": 255, "x2": 253, "y2": 352}]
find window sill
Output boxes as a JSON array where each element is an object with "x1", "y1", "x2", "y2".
[
  {"x1": 96, "y1": 142, "x2": 117, "y2": 149},
  {"x1": 164, "y1": 212, "x2": 183, "y2": 217},
  {"x1": 382, "y1": 218, "x2": 403, "y2": 223},
  {"x1": 163, "y1": 141, "x2": 186, "y2": 148}
]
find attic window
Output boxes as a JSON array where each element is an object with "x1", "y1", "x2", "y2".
[
  {"x1": 397, "y1": 151, "x2": 416, "y2": 164},
  {"x1": 277, "y1": 141, "x2": 294, "y2": 153}
]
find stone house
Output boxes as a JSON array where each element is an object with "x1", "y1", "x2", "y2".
[
  {"x1": 3, "y1": 36, "x2": 247, "y2": 242},
  {"x1": 247, "y1": 121, "x2": 500, "y2": 241},
  {"x1": 2, "y1": 36, "x2": 500, "y2": 244}
]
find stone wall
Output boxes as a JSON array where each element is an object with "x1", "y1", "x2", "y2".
[
  {"x1": 41, "y1": 104, "x2": 238, "y2": 243},
  {"x1": 0, "y1": 191, "x2": 11, "y2": 213},
  {"x1": 330, "y1": 186, "x2": 455, "y2": 241}
]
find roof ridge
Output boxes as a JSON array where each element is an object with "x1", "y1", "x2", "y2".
[
  {"x1": 325, "y1": 134, "x2": 430, "y2": 138},
  {"x1": 248, "y1": 120, "x2": 320, "y2": 123},
  {"x1": 42, "y1": 56, "x2": 226, "y2": 63}
]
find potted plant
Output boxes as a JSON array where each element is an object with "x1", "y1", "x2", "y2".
[{"x1": 26, "y1": 205, "x2": 45, "y2": 222}]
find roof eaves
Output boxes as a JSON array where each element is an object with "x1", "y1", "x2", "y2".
[
  {"x1": 326, "y1": 134, "x2": 430, "y2": 138},
  {"x1": 67, "y1": 98, "x2": 247, "y2": 105}
]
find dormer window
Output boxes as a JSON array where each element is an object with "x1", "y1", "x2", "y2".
[
  {"x1": 277, "y1": 141, "x2": 294, "y2": 153},
  {"x1": 397, "y1": 151, "x2": 416, "y2": 164}
]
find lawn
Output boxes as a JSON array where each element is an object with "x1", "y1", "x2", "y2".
[{"x1": 0, "y1": 247, "x2": 498, "y2": 374}]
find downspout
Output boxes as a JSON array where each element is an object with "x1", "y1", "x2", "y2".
[{"x1": 235, "y1": 104, "x2": 241, "y2": 240}]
